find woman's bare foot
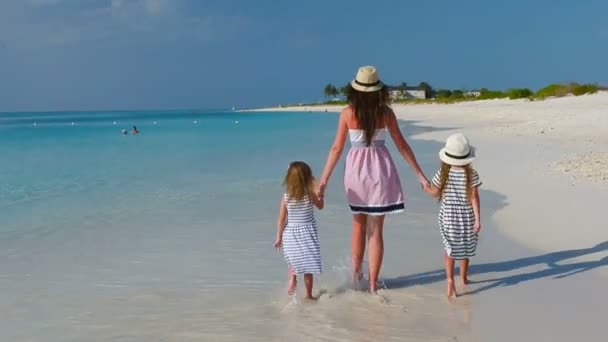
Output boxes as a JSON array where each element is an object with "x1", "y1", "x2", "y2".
[
  {"x1": 369, "y1": 281, "x2": 378, "y2": 294},
  {"x1": 352, "y1": 271, "x2": 365, "y2": 290},
  {"x1": 304, "y1": 294, "x2": 317, "y2": 300},
  {"x1": 288, "y1": 278, "x2": 297, "y2": 295},
  {"x1": 447, "y1": 280, "x2": 457, "y2": 298}
]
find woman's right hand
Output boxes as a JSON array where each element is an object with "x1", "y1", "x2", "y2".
[{"x1": 318, "y1": 181, "x2": 327, "y2": 198}]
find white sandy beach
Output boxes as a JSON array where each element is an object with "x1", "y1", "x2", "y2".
[
  {"x1": 248, "y1": 93, "x2": 608, "y2": 253},
  {"x1": 246, "y1": 93, "x2": 608, "y2": 341},
  {"x1": 2, "y1": 97, "x2": 606, "y2": 341}
]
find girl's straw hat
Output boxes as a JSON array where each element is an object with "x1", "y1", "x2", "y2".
[
  {"x1": 439, "y1": 133, "x2": 476, "y2": 166},
  {"x1": 351, "y1": 66, "x2": 384, "y2": 92}
]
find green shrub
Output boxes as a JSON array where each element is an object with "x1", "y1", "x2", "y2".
[
  {"x1": 506, "y1": 88, "x2": 533, "y2": 99},
  {"x1": 435, "y1": 89, "x2": 453, "y2": 98},
  {"x1": 572, "y1": 83, "x2": 599, "y2": 96},
  {"x1": 535, "y1": 83, "x2": 574, "y2": 99},
  {"x1": 478, "y1": 88, "x2": 507, "y2": 100},
  {"x1": 451, "y1": 90, "x2": 465, "y2": 98},
  {"x1": 534, "y1": 83, "x2": 599, "y2": 98}
]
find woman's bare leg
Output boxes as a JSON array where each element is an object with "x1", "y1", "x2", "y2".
[
  {"x1": 351, "y1": 214, "x2": 367, "y2": 283},
  {"x1": 367, "y1": 215, "x2": 385, "y2": 293}
]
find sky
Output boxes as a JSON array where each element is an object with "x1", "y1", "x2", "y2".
[{"x1": 0, "y1": 0, "x2": 607, "y2": 111}]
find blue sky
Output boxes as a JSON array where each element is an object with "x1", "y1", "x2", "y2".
[{"x1": 0, "y1": 0, "x2": 606, "y2": 111}]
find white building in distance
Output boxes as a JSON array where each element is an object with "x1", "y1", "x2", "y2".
[
  {"x1": 388, "y1": 86, "x2": 426, "y2": 100},
  {"x1": 465, "y1": 90, "x2": 481, "y2": 97}
]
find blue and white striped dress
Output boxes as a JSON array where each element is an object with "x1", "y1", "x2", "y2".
[
  {"x1": 281, "y1": 193, "x2": 322, "y2": 275},
  {"x1": 432, "y1": 168, "x2": 482, "y2": 260}
]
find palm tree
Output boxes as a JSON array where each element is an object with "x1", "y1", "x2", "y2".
[
  {"x1": 399, "y1": 82, "x2": 408, "y2": 99},
  {"x1": 330, "y1": 85, "x2": 339, "y2": 98},
  {"x1": 340, "y1": 83, "x2": 350, "y2": 97},
  {"x1": 324, "y1": 83, "x2": 336, "y2": 99},
  {"x1": 418, "y1": 81, "x2": 434, "y2": 99}
]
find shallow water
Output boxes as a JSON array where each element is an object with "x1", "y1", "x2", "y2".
[
  {"x1": 0, "y1": 110, "x2": 467, "y2": 341},
  {"x1": 3, "y1": 110, "x2": 605, "y2": 341}
]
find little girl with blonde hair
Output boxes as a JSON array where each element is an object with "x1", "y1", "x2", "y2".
[{"x1": 274, "y1": 161, "x2": 324, "y2": 299}]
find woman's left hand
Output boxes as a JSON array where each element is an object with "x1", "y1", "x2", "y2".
[{"x1": 418, "y1": 174, "x2": 430, "y2": 190}]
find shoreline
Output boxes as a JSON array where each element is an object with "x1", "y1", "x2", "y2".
[{"x1": 246, "y1": 93, "x2": 608, "y2": 258}]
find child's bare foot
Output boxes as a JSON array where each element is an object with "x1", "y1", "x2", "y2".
[
  {"x1": 447, "y1": 280, "x2": 457, "y2": 298},
  {"x1": 288, "y1": 278, "x2": 297, "y2": 295},
  {"x1": 460, "y1": 278, "x2": 469, "y2": 287}
]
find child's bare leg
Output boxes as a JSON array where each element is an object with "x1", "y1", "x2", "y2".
[
  {"x1": 444, "y1": 253, "x2": 456, "y2": 297},
  {"x1": 459, "y1": 258, "x2": 470, "y2": 286},
  {"x1": 303, "y1": 274, "x2": 315, "y2": 300},
  {"x1": 287, "y1": 265, "x2": 297, "y2": 295}
]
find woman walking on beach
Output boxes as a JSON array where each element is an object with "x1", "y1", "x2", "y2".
[
  {"x1": 424, "y1": 133, "x2": 482, "y2": 297},
  {"x1": 318, "y1": 66, "x2": 430, "y2": 293}
]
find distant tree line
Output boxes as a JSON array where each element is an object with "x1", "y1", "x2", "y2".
[
  {"x1": 323, "y1": 81, "x2": 601, "y2": 103},
  {"x1": 324, "y1": 81, "x2": 435, "y2": 99}
]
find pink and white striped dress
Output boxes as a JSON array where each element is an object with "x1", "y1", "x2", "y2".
[{"x1": 344, "y1": 128, "x2": 405, "y2": 215}]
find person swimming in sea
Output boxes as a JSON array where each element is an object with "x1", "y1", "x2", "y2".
[
  {"x1": 122, "y1": 129, "x2": 128, "y2": 135},
  {"x1": 132, "y1": 126, "x2": 139, "y2": 134}
]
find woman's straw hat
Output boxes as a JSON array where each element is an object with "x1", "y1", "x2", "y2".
[
  {"x1": 439, "y1": 133, "x2": 476, "y2": 166},
  {"x1": 351, "y1": 66, "x2": 384, "y2": 92}
]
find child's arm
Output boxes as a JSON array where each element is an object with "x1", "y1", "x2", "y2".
[
  {"x1": 311, "y1": 192, "x2": 324, "y2": 210},
  {"x1": 424, "y1": 169, "x2": 442, "y2": 198},
  {"x1": 424, "y1": 184, "x2": 441, "y2": 199},
  {"x1": 274, "y1": 198, "x2": 287, "y2": 250},
  {"x1": 471, "y1": 186, "x2": 481, "y2": 233}
]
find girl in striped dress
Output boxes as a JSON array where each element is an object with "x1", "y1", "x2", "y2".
[
  {"x1": 274, "y1": 161, "x2": 324, "y2": 299},
  {"x1": 424, "y1": 134, "x2": 482, "y2": 298}
]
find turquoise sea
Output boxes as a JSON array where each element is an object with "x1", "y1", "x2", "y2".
[{"x1": 1, "y1": 110, "x2": 481, "y2": 341}]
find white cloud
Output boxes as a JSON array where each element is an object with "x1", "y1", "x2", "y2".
[
  {"x1": 0, "y1": 0, "x2": 253, "y2": 47},
  {"x1": 25, "y1": 0, "x2": 64, "y2": 7},
  {"x1": 144, "y1": 0, "x2": 169, "y2": 15}
]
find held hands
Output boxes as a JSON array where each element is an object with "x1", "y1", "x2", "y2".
[
  {"x1": 418, "y1": 174, "x2": 431, "y2": 191},
  {"x1": 422, "y1": 184, "x2": 434, "y2": 195},
  {"x1": 317, "y1": 181, "x2": 327, "y2": 199}
]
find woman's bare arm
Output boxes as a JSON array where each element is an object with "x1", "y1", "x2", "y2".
[
  {"x1": 319, "y1": 109, "x2": 349, "y2": 193},
  {"x1": 386, "y1": 109, "x2": 429, "y2": 187}
]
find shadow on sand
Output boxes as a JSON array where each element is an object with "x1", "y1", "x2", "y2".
[
  {"x1": 383, "y1": 241, "x2": 608, "y2": 295},
  {"x1": 389, "y1": 120, "x2": 607, "y2": 295},
  {"x1": 376, "y1": 119, "x2": 608, "y2": 296}
]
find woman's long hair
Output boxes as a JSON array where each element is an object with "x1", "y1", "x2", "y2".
[
  {"x1": 283, "y1": 161, "x2": 317, "y2": 201},
  {"x1": 346, "y1": 85, "x2": 392, "y2": 146},
  {"x1": 436, "y1": 162, "x2": 473, "y2": 201}
]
